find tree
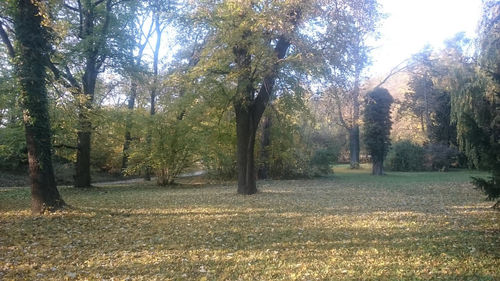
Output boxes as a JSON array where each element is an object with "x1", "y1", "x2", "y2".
[
  {"x1": 49, "y1": 0, "x2": 134, "y2": 187},
  {"x1": 192, "y1": 0, "x2": 379, "y2": 194},
  {"x1": 402, "y1": 47, "x2": 457, "y2": 146},
  {"x1": 1, "y1": 0, "x2": 65, "y2": 213},
  {"x1": 363, "y1": 87, "x2": 393, "y2": 175},
  {"x1": 455, "y1": 0, "x2": 500, "y2": 208},
  {"x1": 328, "y1": 22, "x2": 373, "y2": 169},
  {"x1": 121, "y1": 1, "x2": 154, "y2": 172}
]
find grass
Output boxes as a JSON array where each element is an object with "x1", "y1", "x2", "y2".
[{"x1": 0, "y1": 166, "x2": 499, "y2": 280}]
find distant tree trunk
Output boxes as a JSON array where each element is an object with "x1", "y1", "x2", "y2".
[
  {"x1": 233, "y1": 36, "x2": 290, "y2": 195},
  {"x1": 372, "y1": 160, "x2": 384, "y2": 175},
  {"x1": 258, "y1": 114, "x2": 271, "y2": 179},
  {"x1": 349, "y1": 72, "x2": 361, "y2": 169},
  {"x1": 145, "y1": 9, "x2": 162, "y2": 181},
  {"x1": 349, "y1": 126, "x2": 360, "y2": 168},
  {"x1": 121, "y1": 81, "x2": 137, "y2": 171},
  {"x1": 74, "y1": 0, "x2": 112, "y2": 188},
  {"x1": 74, "y1": 59, "x2": 98, "y2": 188},
  {"x1": 13, "y1": 0, "x2": 65, "y2": 213}
]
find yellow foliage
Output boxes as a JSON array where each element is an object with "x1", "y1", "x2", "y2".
[{"x1": 0, "y1": 168, "x2": 498, "y2": 280}]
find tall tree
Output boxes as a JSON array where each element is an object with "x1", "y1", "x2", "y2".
[
  {"x1": 363, "y1": 87, "x2": 393, "y2": 175},
  {"x1": 1, "y1": 0, "x2": 65, "y2": 213},
  {"x1": 192, "y1": 0, "x2": 380, "y2": 194},
  {"x1": 328, "y1": 21, "x2": 373, "y2": 169},
  {"x1": 121, "y1": 2, "x2": 154, "y2": 172},
  {"x1": 49, "y1": 0, "x2": 132, "y2": 187},
  {"x1": 450, "y1": 0, "x2": 500, "y2": 208}
]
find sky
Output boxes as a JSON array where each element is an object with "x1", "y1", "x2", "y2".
[{"x1": 369, "y1": 0, "x2": 483, "y2": 75}]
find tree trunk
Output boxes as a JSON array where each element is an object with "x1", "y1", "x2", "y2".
[
  {"x1": 350, "y1": 59, "x2": 361, "y2": 169},
  {"x1": 145, "y1": 9, "x2": 162, "y2": 181},
  {"x1": 233, "y1": 36, "x2": 290, "y2": 194},
  {"x1": 258, "y1": 114, "x2": 271, "y2": 179},
  {"x1": 372, "y1": 160, "x2": 384, "y2": 175},
  {"x1": 73, "y1": 0, "x2": 112, "y2": 188},
  {"x1": 75, "y1": 61, "x2": 97, "y2": 188},
  {"x1": 235, "y1": 104, "x2": 258, "y2": 195},
  {"x1": 13, "y1": 0, "x2": 65, "y2": 213},
  {"x1": 121, "y1": 81, "x2": 137, "y2": 172},
  {"x1": 349, "y1": 125, "x2": 360, "y2": 168}
]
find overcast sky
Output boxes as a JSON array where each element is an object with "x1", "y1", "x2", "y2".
[{"x1": 369, "y1": 0, "x2": 483, "y2": 75}]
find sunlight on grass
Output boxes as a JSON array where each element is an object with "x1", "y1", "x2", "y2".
[{"x1": 1, "y1": 170, "x2": 498, "y2": 280}]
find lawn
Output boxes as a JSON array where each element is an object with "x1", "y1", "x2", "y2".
[{"x1": 0, "y1": 166, "x2": 499, "y2": 280}]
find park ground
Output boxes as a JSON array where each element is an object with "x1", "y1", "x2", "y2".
[{"x1": 0, "y1": 165, "x2": 499, "y2": 280}]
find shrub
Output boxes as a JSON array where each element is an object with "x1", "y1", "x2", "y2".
[
  {"x1": 424, "y1": 144, "x2": 458, "y2": 171},
  {"x1": 310, "y1": 147, "x2": 338, "y2": 176},
  {"x1": 385, "y1": 140, "x2": 425, "y2": 171},
  {"x1": 0, "y1": 125, "x2": 27, "y2": 171}
]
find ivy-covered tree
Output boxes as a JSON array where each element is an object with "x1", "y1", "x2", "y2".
[
  {"x1": 363, "y1": 87, "x2": 393, "y2": 175},
  {"x1": 2, "y1": 0, "x2": 65, "y2": 213}
]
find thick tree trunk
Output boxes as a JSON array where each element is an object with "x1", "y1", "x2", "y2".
[
  {"x1": 233, "y1": 36, "x2": 290, "y2": 194},
  {"x1": 75, "y1": 128, "x2": 92, "y2": 187},
  {"x1": 349, "y1": 125, "x2": 360, "y2": 168},
  {"x1": 235, "y1": 105, "x2": 258, "y2": 194},
  {"x1": 258, "y1": 115, "x2": 271, "y2": 179},
  {"x1": 14, "y1": 0, "x2": 65, "y2": 213},
  {"x1": 372, "y1": 160, "x2": 384, "y2": 175}
]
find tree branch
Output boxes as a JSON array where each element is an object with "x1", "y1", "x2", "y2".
[
  {"x1": 375, "y1": 59, "x2": 412, "y2": 88},
  {"x1": 93, "y1": 0, "x2": 106, "y2": 6},
  {"x1": 0, "y1": 21, "x2": 15, "y2": 58},
  {"x1": 95, "y1": 0, "x2": 113, "y2": 70},
  {"x1": 63, "y1": 2, "x2": 79, "y2": 12},
  {"x1": 53, "y1": 144, "x2": 79, "y2": 150}
]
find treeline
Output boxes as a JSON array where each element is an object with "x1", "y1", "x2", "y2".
[{"x1": 0, "y1": 0, "x2": 498, "y2": 212}]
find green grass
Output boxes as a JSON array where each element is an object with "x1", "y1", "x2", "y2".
[{"x1": 1, "y1": 167, "x2": 498, "y2": 280}]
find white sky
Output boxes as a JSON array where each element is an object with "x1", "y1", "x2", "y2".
[{"x1": 369, "y1": 0, "x2": 483, "y2": 75}]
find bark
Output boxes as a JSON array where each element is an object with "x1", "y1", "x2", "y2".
[
  {"x1": 258, "y1": 114, "x2": 271, "y2": 179},
  {"x1": 13, "y1": 0, "x2": 65, "y2": 213},
  {"x1": 235, "y1": 104, "x2": 258, "y2": 194},
  {"x1": 372, "y1": 160, "x2": 384, "y2": 175}
]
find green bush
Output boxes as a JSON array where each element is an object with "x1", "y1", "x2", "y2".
[
  {"x1": 310, "y1": 147, "x2": 337, "y2": 176},
  {"x1": 385, "y1": 141, "x2": 425, "y2": 171},
  {"x1": 424, "y1": 144, "x2": 458, "y2": 171},
  {"x1": 0, "y1": 125, "x2": 27, "y2": 171}
]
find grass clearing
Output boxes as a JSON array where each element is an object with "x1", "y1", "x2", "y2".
[{"x1": 1, "y1": 166, "x2": 499, "y2": 280}]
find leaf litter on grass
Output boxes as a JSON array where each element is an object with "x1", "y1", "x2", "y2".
[{"x1": 0, "y1": 169, "x2": 498, "y2": 280}]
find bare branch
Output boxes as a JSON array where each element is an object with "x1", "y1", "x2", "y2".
[{"x1": 375, "y1": 59, "x2": 413, "y2": 88}]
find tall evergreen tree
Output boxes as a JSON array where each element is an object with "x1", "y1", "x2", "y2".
[{"x1": 363, "y1": 87, "x2": 393, "y2": 175}]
